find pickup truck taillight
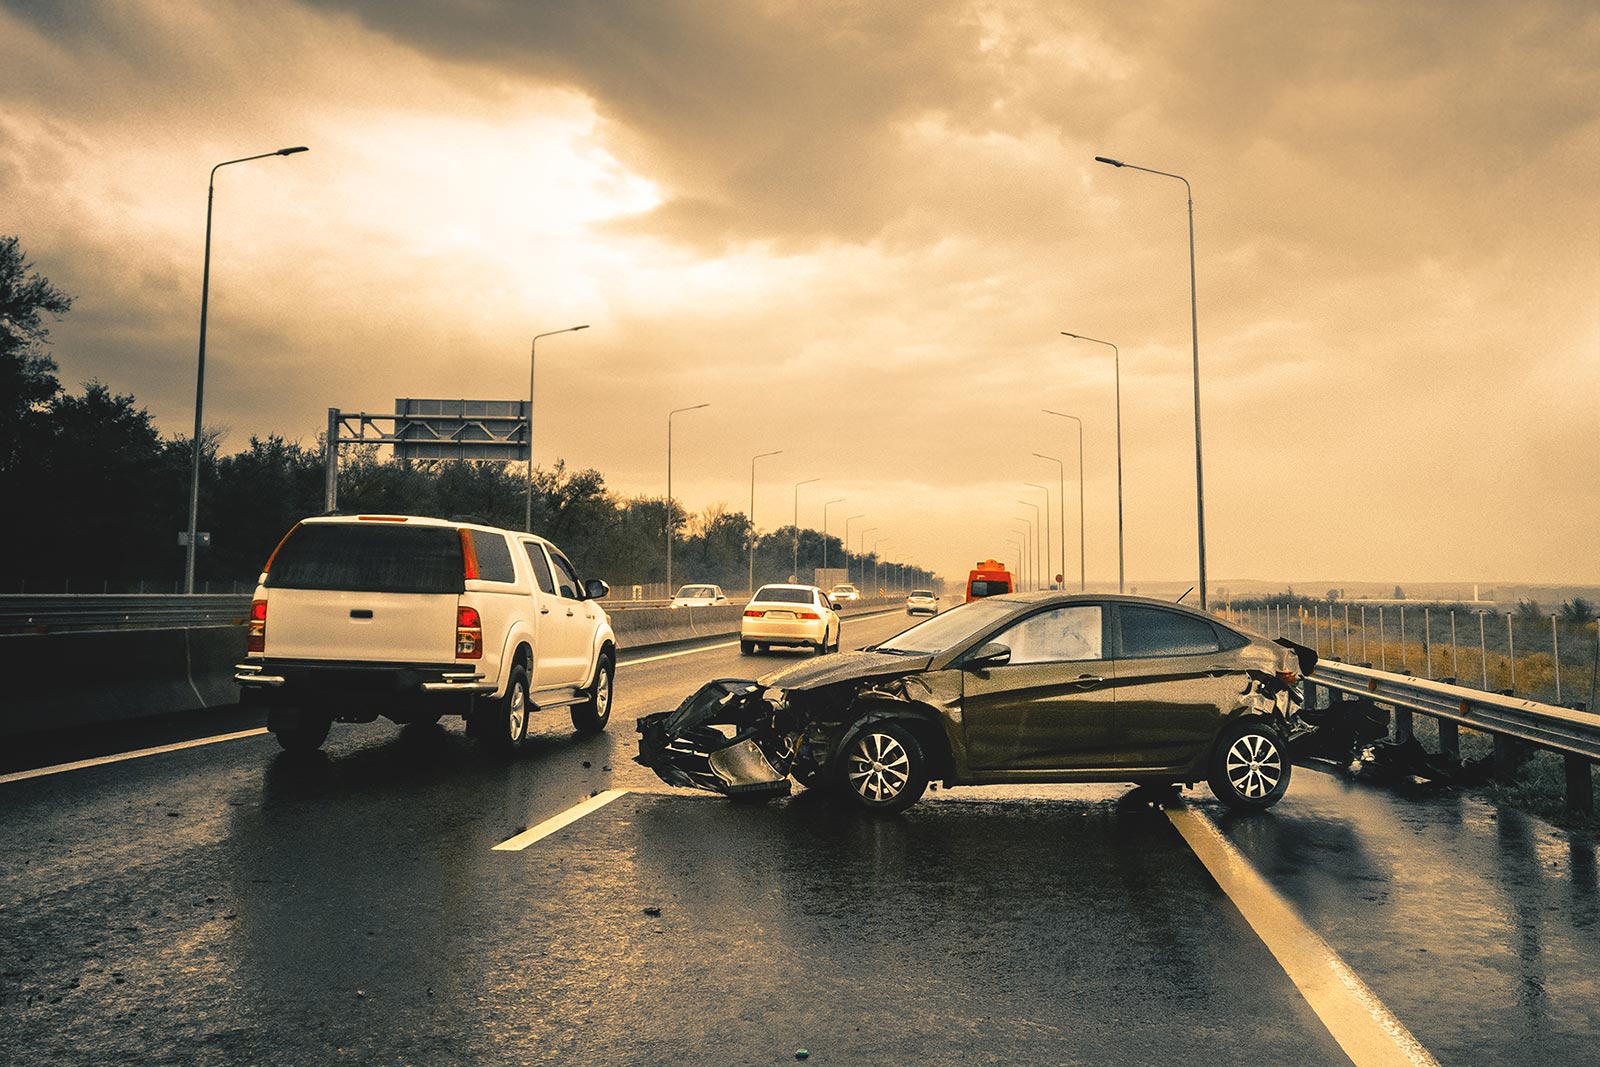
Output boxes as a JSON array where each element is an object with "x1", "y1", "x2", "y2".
[
  {"x1": 456, "y1": 606, "x2": 483, "y2": 659},
  {"x1": 247, "y1": 599, "x2": 267, "y2": 653}
]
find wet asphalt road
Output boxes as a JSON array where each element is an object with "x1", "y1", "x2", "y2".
[{"x1": 3, "y1": 609, "x2": 1597, "y2": 1066}]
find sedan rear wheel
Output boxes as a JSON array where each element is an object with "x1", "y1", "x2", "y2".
[
  {"x1": 1208, "y1": 719, "x2": 1290, "y2": 809},
  {"x1": 833, "y1": 720, "x2": 928, "y2": 814}
]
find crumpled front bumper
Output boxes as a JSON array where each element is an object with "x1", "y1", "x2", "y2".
[{"x1": 635, "y1": 678, "x2": 794, "y2": 798}]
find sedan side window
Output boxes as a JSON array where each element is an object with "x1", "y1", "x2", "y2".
[
  {"x1": 1118, "y1": 606, "x2": 1221, "y2": 658},
  {"x1": 522, "y1": 543, "x2": 556, "y2": 595},
  {"x1": 994, "y1": 605, "x2": 1103, "y2": 664}
]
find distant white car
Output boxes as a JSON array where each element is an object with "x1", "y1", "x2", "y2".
[
  {"x1": 829, "y1": 583, "x2": 861, "y2": 602},
  {"x1": 905, "y1": 589, "x2": 939, "y2": 616},
  {"x1": 670, "y1": 584, "x2": 729, "y2": 609},
  {"x1": 741, "y1": 584, "x2": 840, "y2": 655}
]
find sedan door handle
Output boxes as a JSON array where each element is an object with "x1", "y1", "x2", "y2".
[
  {"x1": 566, "y1": 608, "x2": 575, "y2": 617},
  {"x1": 540, "y1": 607, "x2": 550, "y2": 614}
]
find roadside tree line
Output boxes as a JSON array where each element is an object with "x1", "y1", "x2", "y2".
[{"x1": 1, "y1": 235, "x2": 927, "y2": 594}]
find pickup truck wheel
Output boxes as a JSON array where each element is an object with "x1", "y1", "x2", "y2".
[
  {"x1": 483, "y1": 665, "x2": 530, "y2": 751},
  {"x1": 570, "y1": 654, "x2": 613, "y2": 734},
  {"x1": 271, "y1": 713, "x2": 331, "y2": 753}
]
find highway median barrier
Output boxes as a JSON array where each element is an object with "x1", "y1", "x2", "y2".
[{"x1": 0, "y1": 597, "x2": 914, "y2": 737}]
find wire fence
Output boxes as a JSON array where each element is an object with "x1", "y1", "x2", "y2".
[{"x1": 1226, "y1": 602, "x2": 1600, "y2": 710}]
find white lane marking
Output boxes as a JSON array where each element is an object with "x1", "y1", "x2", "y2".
[
  {"x1": 0, "y1": 728, "x2": 270, "y2": 786},
  {"x1": 492, "y1": 788, "x2": 630, "y2": 851},
  {"x1": 617, "y1": 608, "x2": 905, "y2": 668},
  {"x1": 620, "y1": 641, "x2": 739, "y2": 666},
  {"x1": 1167, "y1": 806, "x2": 1441, "y2": 1067}
]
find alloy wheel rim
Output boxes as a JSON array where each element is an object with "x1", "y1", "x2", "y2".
[
  {"x1": 596, "y1": 670, "x2": 611, "y2": 715},
  {"x1": 847, "y1": 732, "x2": 910, "y2": 802},
  {"x1": 1225, "y1": 732, "x2": 1281, "y2": 798},
  {"x1": 508, "y1": 685, "x2": 526, "y2": 739}
]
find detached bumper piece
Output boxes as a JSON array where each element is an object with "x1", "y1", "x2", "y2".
[{"x1": 636, "y1": 678, "x2": 793, "y2": 798}]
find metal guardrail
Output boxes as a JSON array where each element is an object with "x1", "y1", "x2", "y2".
[
  {"x1": 1308, "y1": 660, "x2": 1600, "y2": 761},
  {"x1": 1306, "y1": 658, "x2": 1597, "y2": 813},
  {"x1": 0, "y1": 595, "x2": 254, "y2": 633}
]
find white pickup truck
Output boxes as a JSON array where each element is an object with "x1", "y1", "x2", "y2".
[{"x1": 235, "y1": 515, "x2": 616, "y2": 753}]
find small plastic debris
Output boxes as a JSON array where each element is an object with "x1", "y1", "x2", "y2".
[
  {"x1": 643, "y1": 906, "x2": 662, "y2": 917},
  {"x1": 590, "y1": 789, "x2": 601, "y2": 797},
  {"x1": 602, "y1": 765, "x2": 612, "y2": 772},
  {"x1": 795, "y1": 1050, "x2": 810, "y2": 1060},
  {"x1": 582, "y1": 761, "x2": 592, "y2": 768}
]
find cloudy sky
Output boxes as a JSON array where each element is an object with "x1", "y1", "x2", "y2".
[{"x1": 3, "y1": 0, "x2": 1596, "y2": 590}]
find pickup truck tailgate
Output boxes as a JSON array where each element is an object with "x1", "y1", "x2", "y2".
[{"x1": 264, "y1": 589, "x2": 458, "y2": 664}]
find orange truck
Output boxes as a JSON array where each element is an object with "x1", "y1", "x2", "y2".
[{"x1": 964, "y1": 559, "x2": 1014, "y2": 602}]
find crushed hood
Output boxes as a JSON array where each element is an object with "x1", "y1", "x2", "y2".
[{"x1": 757, "y1": 650, "x2": 935, "y2": 692}]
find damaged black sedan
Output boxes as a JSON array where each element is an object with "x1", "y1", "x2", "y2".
[{"x1": 638, "y1": 593, "x2": 1316, "y2": 814}]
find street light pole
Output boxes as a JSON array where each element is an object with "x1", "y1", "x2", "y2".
[
  {"x1": 821, "y1": 498, "x2": 845, "y2": 570},
  {"x1": 1041, "y1": 411, "x2": 1086, "y2": 591},
  {"x1": 525, "y1": 324, "x2": 590, "y2": 532},
  {"x1": 1032, "y1": 453, "x2": 1066, "y2": 592},
  {"x1": 186, "y1": 145, "x2": 308, "y2": 594},
  {"x1": 860, "y1": 527, "x2": 877, "y2": 589},
  {"x1": 1006, "y1": 538, "x2": 1023, "y2": 590},
  {"x1": 1024, "y1": 483, "x2": 1050, "y2": 588},
  {"x1": 792, "y1": 478, "x2": 820, "y2": 581},
  {"x1": 843, "y1": 514, "x2": 864, "y2": 586},
  {"x1": 665, "y1": 403, "x2": 709, "y2": 596},
  {"x1": 1016, "y1": 501, "x2": 1042, "y2": 591},
  {"x1": 1061, "y1": 332, "x2": 1125, "y2": 593},
  {"x1": 1011, "y1": 517, "x2": 1033, "y2": 590},
  {"x1": 749, "y1": 449, "x2": 782, "y2": 595},
  {"x1": 1094, "y1": 154, "x2": 1206, "y2": 608}
]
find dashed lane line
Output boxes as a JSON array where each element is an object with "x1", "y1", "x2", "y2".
[
  {"x1": 1167, "y1": 805, "x2": 1441, "y2": 1067},
  {"x1": 0, "y1": 728, "x2": 270, "y2": 786},
  {"x1": 492, "y1": 788, "x2": 630, "y2": 851}
]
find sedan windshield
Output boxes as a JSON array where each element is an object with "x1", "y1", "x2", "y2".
[
  {"x1": 676, "y1": 586, "x2": 715, "y2": 598},
  {"x1": 873, "y1": 599, "x2": 1015, "y2": 655}
]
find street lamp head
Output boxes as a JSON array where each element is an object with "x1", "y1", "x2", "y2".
[
  {"x1": 1032, "y1": 452, "x2": 1059, "y2": 461},
  {"x1": 571, "y1": 324, "x2": 590, "y2": 332},
  {"x1": 1093, "y1": 155, "x2": 1123, "y2": 167},
  {"x1": 276, "y1": 146, "x2": 309, "y2": 156},
  {"x1": 1060, "y1": 331, "x2": 1079, "y2": 339}
]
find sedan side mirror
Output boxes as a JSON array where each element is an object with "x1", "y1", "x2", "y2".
[
  {"x1": 830, "y1": 600, "x2": 842, "y2": 611},
  {"x1": 963, "y1": 642, "x2": 1011, "y2": 672},
  {"x1": 584, "y1": 578, "x2": 611, "y2": 601}
]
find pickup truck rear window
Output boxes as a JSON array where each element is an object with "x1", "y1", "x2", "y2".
[{"x1": 267, "y1": 525, "x2": 464, "y2": 594}]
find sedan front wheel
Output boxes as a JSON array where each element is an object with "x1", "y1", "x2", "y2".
[
  {"x1": 832, "y1": 720, "x2": 929, "y2": 814},
  {"x1": 1208, "y1": 719, "x2": 1290, "y2": 809}
]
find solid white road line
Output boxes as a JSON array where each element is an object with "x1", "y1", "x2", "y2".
[
  {"x1": 0, "y1": 728, "x2": 270, "y2": 786},
  {"x1": 620, "y1": 641, "x2": 740, "y2": 666},
  {"x1": 1167, "y1": 806, "x2": 1441, "y2": 1067},
  {"x1": 492, "y1": 788, "x2": 630, "y2": 851}
]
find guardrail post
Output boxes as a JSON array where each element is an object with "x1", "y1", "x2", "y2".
[
  {"x1": 1435, "y1": 677, "x2": 1460, "y2": 759},
  {"x1": 1564, "y1": 755, "x2": 1593, "y2": 817},
  {"x1": 1394, "y1": 706, "x2": 1413, "y2": 744}
]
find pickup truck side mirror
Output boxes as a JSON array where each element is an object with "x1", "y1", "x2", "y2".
[{"x1": 584, "y1": 578, "x2": 610, "y2": 601}]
